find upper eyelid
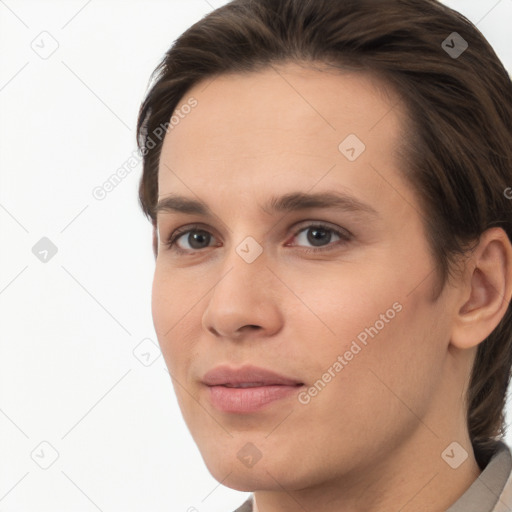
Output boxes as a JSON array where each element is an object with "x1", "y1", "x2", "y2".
[
  {"x1": 167, "y1": 220, "x2": 347, "y2": 236},
  {"x1": 165, "y1": 221, "x2": 351, "y2": 247}
]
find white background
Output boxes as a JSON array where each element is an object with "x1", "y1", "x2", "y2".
[{"x1": 1, "y1": 1, "x2": 511, "y2": 511}]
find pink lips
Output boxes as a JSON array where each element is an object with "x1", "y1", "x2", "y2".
[{"x1": 202, "y1": 365, "x2": 304, "y2": 413}]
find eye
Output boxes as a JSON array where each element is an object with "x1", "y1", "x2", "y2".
[
  {"x1": 165, "y1": 224, "x2": 217, "y2": 253},
  {"x1": 164, "y1": 222, "x2": 351, "y2": 254},
  {"x1": 288, "y1": 222, "x2": 351, "y2": 252}
]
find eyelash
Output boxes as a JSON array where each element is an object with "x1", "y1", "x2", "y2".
[{"x1": 163, "y1": 222, "x2": 352, "y2": 255}]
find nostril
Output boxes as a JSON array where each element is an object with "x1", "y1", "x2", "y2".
[{"x1": 238, "y1": 325, "x2": 261, "y2": 333}]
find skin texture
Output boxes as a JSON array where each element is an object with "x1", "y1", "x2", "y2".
[{"x1": 151, "y1": 62, "x2": 512, "y2": 512}]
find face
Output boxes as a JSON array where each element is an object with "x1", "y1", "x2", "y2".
[{"x1": 152, "y1": 62, "x2": 460, "y2": 491}]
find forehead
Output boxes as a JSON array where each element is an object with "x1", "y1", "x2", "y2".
[{"x1": 157, "y1": 62, "x2": 408, "y2": 210}]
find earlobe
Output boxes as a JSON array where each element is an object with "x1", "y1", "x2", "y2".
[{"x1": 451, "y1": 228, "x2": 512, "y2": 350}]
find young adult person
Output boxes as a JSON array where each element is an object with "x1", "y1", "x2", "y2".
[{"x1": 136, "y1": 1, "x2": 512, "y2": 510}]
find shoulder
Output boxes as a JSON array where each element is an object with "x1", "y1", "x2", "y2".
[
  {"x1": 489, "y1": 441, "x2": 512, "y2": 511},
  {"x1": 232, "y1": 496, "x2": 253, "y2": 512}
]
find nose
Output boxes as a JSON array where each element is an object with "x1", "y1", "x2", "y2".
[{"x1": 201, "y1": 249, "x2": 283, "y2": 341}]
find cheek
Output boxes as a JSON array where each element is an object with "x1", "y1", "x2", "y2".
[
  {"x1": 293, "y1": 284, "x2": 445, "y2": 454},
  {"x1": 151, "y1": 268, "x2": 205, "y2": 416},
  {"x1": 296, "y1": 257, "x2": 443, "y2": 387},
  {"x1": 290, "y1": 265, "x2": 401, "y2": 346},
  {"x1": 151, "y1": 267, "x2": 191, "y2": 371},
  {"x1": 151, "y1": 267, "x2": 171, "y2": 340},
  {"x1": 151, "y1": 262, "x2": 204, "y2": 335}
]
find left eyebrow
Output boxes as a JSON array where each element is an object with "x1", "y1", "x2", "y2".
[
  {"x1": 154, "y1": 191, "x2": 379, "y2": 218},
  {"x1": 263, "y1": 191, "x2": 379, "y2": 217}
]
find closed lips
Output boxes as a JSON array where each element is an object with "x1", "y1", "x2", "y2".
[
  {"x1": 202, "y1": 365, "x2": 304, "y2": 387},
  {"x1": 222, "y1": 382, "x2": 303, "y2": 388}
]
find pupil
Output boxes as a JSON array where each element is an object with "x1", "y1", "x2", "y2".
[
  {"x1": 308, "y1": 228, "x2": 330, "y2": 246},
  {"x1": 190, "y1": 231, "x2": 209, "y2": 249}
]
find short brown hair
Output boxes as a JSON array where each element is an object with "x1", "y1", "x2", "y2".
[{"x1": 136, "y1": 0, "x2": 512, "y2": 463}]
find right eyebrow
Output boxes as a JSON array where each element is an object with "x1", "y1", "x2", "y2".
[
  {"x1": 155, "y1": 194, "x2": 211, "y2": 217},
  {"x1": 154, "y1": 191, "x2": 379, "y2": 219}
]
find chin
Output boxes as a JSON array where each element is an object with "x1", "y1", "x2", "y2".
[
  {"x1": 200, "y1": 445, "x2": 300, "y2": 492},
  {"x1": 206, "y1": 465, "x2": 279, "y2": 492}
]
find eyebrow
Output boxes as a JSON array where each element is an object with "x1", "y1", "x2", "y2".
[{"x1": 155, "y1": 191, "x2": 379, "y2": 218}]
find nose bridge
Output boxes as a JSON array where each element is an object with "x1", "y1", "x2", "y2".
[
  {"x1": 215, "y1": 231, "x2": 268, "y2": 299},
  {"x1": 202, "y1": 231, "x2": 281, "y2": 338},
  {"x1": 218, "y1": 211, "x2": 269, "y2": 274}
]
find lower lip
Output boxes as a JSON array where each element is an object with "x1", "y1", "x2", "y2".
[{"x1": 206, "y1": 384, "x2": 303, "y2": 413}]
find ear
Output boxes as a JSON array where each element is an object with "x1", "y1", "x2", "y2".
[{"x1": 451, "y1": 227, "x2": 512, "y2": 349}]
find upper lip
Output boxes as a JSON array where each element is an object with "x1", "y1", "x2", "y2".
[{"x1": 202, "y1": 365, "x2": 304, "y2": 387}]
